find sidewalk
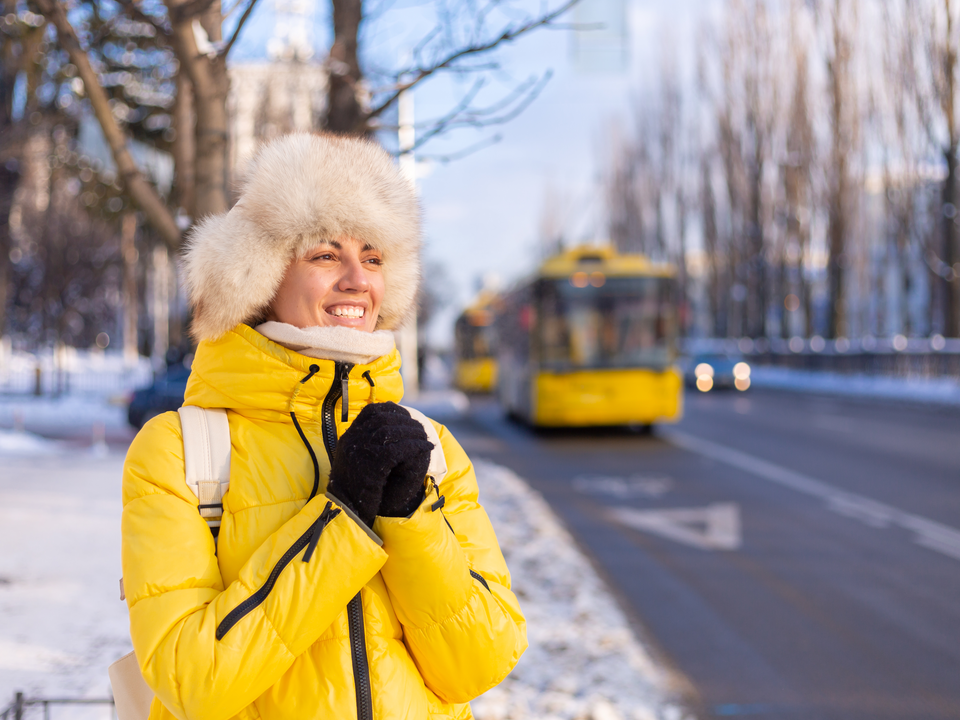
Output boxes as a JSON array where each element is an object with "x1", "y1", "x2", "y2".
[{"x1": 749, "y1": 366, "x2": 960, "y2": 407}]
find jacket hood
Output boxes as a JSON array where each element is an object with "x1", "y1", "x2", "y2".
[
  {"x1": 184, "y1": 324, "x2": 404, "y2": 418},
  {"x1": 182, "y1": 132, "x2": 421, "y2": 343}
]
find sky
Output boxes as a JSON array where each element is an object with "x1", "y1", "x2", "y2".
[{"x1": 233, "y1": 0, "x2": 715, "y2": 346}]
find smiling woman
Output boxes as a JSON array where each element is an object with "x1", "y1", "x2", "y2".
[{"x1": 120, "y1": 133, "x2": 527, "y2": 720}]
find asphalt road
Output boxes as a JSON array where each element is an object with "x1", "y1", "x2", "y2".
[{"x1": 442, "y1": 389, "x2": 960, "y2": 720}]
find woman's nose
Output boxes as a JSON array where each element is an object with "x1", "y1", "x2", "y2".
[{"x1": 336, "y1": 256, "x2": 370, "y2": 292}]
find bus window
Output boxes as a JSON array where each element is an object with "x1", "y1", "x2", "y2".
[{"x1": 537, "y1": 277, "x2": 677, "y2": 371}]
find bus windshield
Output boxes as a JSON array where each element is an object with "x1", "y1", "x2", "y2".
[
  {"x1": 538, "y1": 276, "x2": 677, "y2": 371},
  {"x1": 455, "y1": 314, "x2": 496, "y2": 360}
]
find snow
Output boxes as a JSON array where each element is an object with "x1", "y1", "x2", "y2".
[
  {"x1": 749, "y1": 366, "x2": 960, "y2": 406},
  {"x1": 0, "y1": 429, "x2": 60, "y2": 456},
  {"x1": 0, "y1": 452, "x2": 130, "y2": 718},
  {"x1": 0, "y1": 346, "x2": 153, "y2": 398},
  {"x1": 471, "y1": 460, "x2": 686, "y2": 720},
  {"x1": 0, "y1": 429, "x2": 682, "y2": 720}
]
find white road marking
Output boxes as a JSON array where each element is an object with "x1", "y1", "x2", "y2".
[
  {"x1": 610, "y1": 503, "x2": 742, "y2": 551},
  {"x1": 573, "y1": 474, "x2": 673, "y2": 499},
  {"x1": 663, "y1": 429, "x2": 960, "y2": 562}
]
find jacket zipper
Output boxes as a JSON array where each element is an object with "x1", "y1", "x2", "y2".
[
  {"x1": 321, "y1": 361, "x2": 373, "y2": 720},
  {"x1": 429, "y1": 480, "x2": 491, "y2": 594},
  {"x1": 216, "y1": 501, "x2": 340, "y2": 641}
]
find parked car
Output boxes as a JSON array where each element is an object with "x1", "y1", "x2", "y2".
[
  {"x1": 682, "y1": 353, "x2": 751, "y2": 392},
  {"x1": 127, "y1": 362, "x2": 191, "y2": 428}
]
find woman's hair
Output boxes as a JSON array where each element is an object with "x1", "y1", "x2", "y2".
[{"x1": 182, "y1": 133, "x2": 421, "y2": 343}]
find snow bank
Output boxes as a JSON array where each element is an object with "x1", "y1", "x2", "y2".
[
  {"x1": 472, "y1": 460, "x2": 687, "y2": 720},
  {"x1": 750, "y1": 366, "x2": 960, "y2": 406},
  {"x1": 0, "y1": 395, "x2": 128, "y2": 438},
  {"x1": 0, "y1": 429, "x2": 60, "y2": 455}
]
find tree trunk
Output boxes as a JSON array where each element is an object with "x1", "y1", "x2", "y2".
[
  {"x1": 173, "y1": 74, "x2": 197, "y2": 219},
  {"x1": 326, "y1": 0, "x2": 364, "y2": 134},
  {"x1": 122, "y1": 213, "x2": 139, "y2": 366},
  {"x1": 825, "y1": 0, "x2": 852, "y2": 339},
  {"x1": 167, "y1": 0, "x2": 231, "y2": 218},
  {"x1": 0, "y1": 163, "x2": 17, "y2": 338},
  {"x1": 748, "y1": 156, "x2": 765, "y2": 338},
  {"x1": 944, "y1": 146, "x2": 958, "y2": 335},
  {"x1": 700, "y1": 157, "x2": 720, "y2": 336}
]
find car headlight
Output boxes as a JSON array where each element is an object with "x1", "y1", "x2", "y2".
[
  {"x1": 733, "y1": 362, "x2": 751, "y2": 380},
  {"x1": 694, "y1": 363, "x2": 714, "y2": 378}
]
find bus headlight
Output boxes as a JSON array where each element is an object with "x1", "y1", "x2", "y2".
[{"x1": 696, "y1": 375, "x2": 714, "y2": 392}]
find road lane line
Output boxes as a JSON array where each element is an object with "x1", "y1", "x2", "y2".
[{"x1": 662, "y1": 429, "x2": 960, "y2": 562}]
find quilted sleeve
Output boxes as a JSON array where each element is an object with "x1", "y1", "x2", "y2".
[
  {"x1": 121, "y1": 412, "x2": 387, "y2": 720},
  {"x1": 373, "y1": 423, "x2": 527, "y2": 703}
]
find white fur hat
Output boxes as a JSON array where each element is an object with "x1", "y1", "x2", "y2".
[{"x1": 182, "y1": 133, "x2": 421, "y2": 342}]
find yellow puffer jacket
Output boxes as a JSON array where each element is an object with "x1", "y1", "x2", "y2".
[{"x1": 121, "y1": 324, "x2": 527, "y2": 720}]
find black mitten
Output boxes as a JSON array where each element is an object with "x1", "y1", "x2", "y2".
[
  {"x1": 378, "y1": 418, "x2": 433, "y2": 518},
  {"x1": 326, "y1": 402, "x2": 429, "y2": 527}
]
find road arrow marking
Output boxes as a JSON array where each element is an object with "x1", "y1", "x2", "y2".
[
  {"x1": 662, "y1": 430, "x2": 960, "y2": 562},
  {"x1": 610, "y1": 503, "x2": 742, "y2": 551}
]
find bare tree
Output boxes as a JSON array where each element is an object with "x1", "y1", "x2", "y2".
[
  {"x1": 782, "y1": 0, "x2": 816, "y2": 337},
  {"x1": 907, "y1": 0, "x2": 960, "y2": 335},
  {"x1": 819, "y1": 0, "x2": 859, "y2": 339},
  {"x1": 878, "y1": 1, "x2": 924, "y2": 336}
]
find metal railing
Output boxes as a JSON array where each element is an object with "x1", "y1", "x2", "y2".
[
  {"x1": 683, "y1": 336, "x2": 960, "y2": 380},
  {"x1": 0, "y1": 693, "x2": 115, "y2": 720}
]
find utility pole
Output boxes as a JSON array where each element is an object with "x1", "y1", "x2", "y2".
[{"x1": 397, "y1": 88, "x2": 419, "y2": 395}]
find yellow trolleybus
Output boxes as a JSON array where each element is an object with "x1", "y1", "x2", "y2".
[
  {"x1": 495, "y1": 245, "x2": 682, "y2": 427},
  {"x1": 453, "y1": 292, "x2": 498, "y2": 393}
]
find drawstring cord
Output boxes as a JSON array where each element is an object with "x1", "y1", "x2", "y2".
[
  {"x1": 363, "y1": 371, "x2": 376, "y2": 403},
  {"x1": 291, "y1": 364, "x2": 321, "y2": 500}
]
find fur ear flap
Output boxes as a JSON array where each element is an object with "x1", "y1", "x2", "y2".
[{"x1": 182, "y1": 133, "x2": 421, "y2": 342}]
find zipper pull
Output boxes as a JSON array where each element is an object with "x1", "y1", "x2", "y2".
[
  {"x1": 341, "y1": 365, "x2": 350, "y2": 422},
  {"x1": 362, "y1": 370, "x2": 376, "y2": 403},
  {"x1": 303, "y1": 501, "x2": 341, "y2": 563}
]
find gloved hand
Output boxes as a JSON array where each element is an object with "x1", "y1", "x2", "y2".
[
  {"x1": 378, "y1": 414, "x2": 433, "y2": 519},
  {"x1": 326, "y1": 402, "x2": 432, "y2": 527}
]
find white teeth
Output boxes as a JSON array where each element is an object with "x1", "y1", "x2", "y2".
[{"x1": 330, "y1": 306, "x2": 364, "y2": 318}]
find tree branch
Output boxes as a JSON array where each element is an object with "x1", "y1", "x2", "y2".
[
  {"x1": 416, "y1": 133, "x2": 503, "y2": 163},
  {"x1": 114, "y1": 0, "x2": 172, "y2": 38},
  {"x1": 408, "y1": 71, "x2": 551, "y2": 151},
  {"x1": 219, "y1": 0, "x2": 260, "y2": 57},
  {"x1": 168, "y1": 0, "x2": 217, "y2": 23},
  {"x1": 364, "y1": 0, "x2": 579, "y2": 123},
  {"x1": 34, "y1": 0, "x2": 181, "y2": 249}
]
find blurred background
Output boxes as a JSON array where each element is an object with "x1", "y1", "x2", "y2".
[{"x1": 2, "y1": 0, "x2": 960, "y2": 718}]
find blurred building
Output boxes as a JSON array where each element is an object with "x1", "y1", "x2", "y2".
[{"x1": 228, "y1": 0, "x2": 327, "y2": 172}]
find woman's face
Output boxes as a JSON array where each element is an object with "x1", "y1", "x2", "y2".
[{"x1": 268, "y1": 236, "x2": 384, "y2": 332}]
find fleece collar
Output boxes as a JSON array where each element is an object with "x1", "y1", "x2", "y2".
[
  {"x1": 256, "y1": 322, "x2": 395, "y2": 366},
  {"x1": 184, "y1": 324, "x2": 404, "y2": 419}
]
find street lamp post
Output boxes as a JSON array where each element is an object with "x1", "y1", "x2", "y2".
[{"x1": 397, "y1": 88, "x2": 419, "y2": 395}]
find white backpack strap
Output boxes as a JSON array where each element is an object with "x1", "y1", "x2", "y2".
[
  {"x1": 178, "y1": 406, "x2": 231, "y2": 531},
  {"x1": 400, "y1": 405, "x2": 447, "y2": 484}
]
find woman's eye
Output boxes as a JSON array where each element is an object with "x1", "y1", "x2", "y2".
[
  {"x1": 312, "y1": 253, "x2": 335, "y2": 262},
  {"x1": 364, "y1": 256, "x2": 383, "y2": 266}
]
